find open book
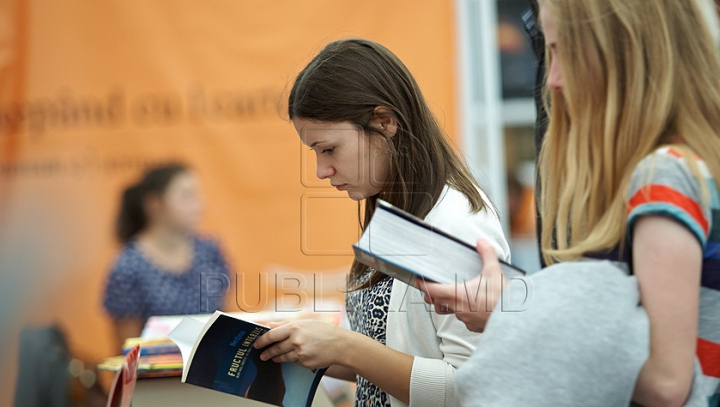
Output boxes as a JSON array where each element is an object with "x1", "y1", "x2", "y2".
[
  {"x1": 353, "y1": 199, "x2": 525, "y2": 285},
  {"x1": 168, "y1": 311, "x2": 326, "y2": 407}
]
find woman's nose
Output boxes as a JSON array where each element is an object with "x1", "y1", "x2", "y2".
[
  {"x1": 547, "y1": 59, "x2": 563, "y2": 92},
  {"x1": 316, "y1": 162, "x2": 335, "y2": 180}
]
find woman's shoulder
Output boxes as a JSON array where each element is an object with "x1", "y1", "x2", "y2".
[
  {"x1": 425, "y1": 185, "x2": 510, "y2": 261},
  {"x1": 193, "y1": 235, "x2": 221, "y2": 251},
  {"x1": 634, "y1": 145, "x2": 708, "y2": 177},
  {"x1": 108, "y1": 241, "x2": 146, "y2": 276},
  {"x1": 192, "y1": 235, "x2": 228, "y2": 262},
  {"x1": 112, "y1": 241, "x2": 141, "y2": 265},
  {"x1": 630, "y1": 146, "x2": 713, "y2": 201},
  {"x1": 426, "y1": 186, "x2": 487, "y2": 218}
]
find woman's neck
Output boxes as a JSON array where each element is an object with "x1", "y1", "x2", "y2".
[
  {"x1": 139, "y1": 225, "x2": 190, "y2": 250},
  {"x1": 136, "y1": 225, "x2": 193, "y2": 273}
]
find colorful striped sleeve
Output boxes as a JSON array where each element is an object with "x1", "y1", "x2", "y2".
[{"x1": 626, "y1": 148, "x2": 711, "y2": 248}]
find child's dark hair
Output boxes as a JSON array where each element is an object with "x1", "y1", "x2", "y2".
[
  {"x1": 116, "y1": 164, "x2": 189, "y2": 243},
  {"x1": 289, "y1": 38, "x2": 490, "y2": 289}
]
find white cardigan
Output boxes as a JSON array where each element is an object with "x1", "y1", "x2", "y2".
[{"x1": 385, "y1": 186, "x2": 511, "y2": 407}]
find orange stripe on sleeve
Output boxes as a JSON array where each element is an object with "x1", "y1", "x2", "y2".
[{"x1": 628, "y1": 185, "x2": 709, "y2": 236}]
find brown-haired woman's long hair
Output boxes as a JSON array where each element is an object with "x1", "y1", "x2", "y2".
[
  {"x1": 289, "y1": 38, "x2": 490, "y2": 289},
  {"x1": 116, "y1": 164, "x2": 189, "y2": 243},
  {"x1": 539, "y1": 0, "x2": 720, "y2": 264}
]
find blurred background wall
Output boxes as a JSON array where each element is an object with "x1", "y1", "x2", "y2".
[{"x1": 0, "y1": 0, "x2": 460, "y2": 403}]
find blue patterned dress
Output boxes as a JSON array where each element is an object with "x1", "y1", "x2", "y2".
[
  {"x1": 346, "y1": 270, "x2": 394, "y2": 407},
  {"x1": 103, "y1": 236, "x2": 229, "y2": 320}
]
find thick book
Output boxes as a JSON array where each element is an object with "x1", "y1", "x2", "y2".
[
  {"x1": 353, "y1": 199, "x2": 526, "y2": 285},
  {"x1": 168, "y1": 311, "x2": 326, "y2": 407}
]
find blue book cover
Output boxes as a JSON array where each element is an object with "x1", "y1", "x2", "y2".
[{"x1": 169, "y1": 312, "x2": 326, "y2": 407}]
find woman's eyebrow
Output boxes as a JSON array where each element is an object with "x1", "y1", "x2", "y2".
[{"x1": 309, "y1": 140, "x2": 327, "y2": 148}]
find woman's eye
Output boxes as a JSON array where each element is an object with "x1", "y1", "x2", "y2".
[{"x1": 321, "y1": 147, "x2": 335, "y2": 154}]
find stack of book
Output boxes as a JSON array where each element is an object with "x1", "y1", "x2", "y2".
[{"x1": 98, "y1": 338, "x2": 183, "y2": 378}]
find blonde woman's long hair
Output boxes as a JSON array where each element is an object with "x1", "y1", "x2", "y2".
[{"x1": 539, "y1": 0, "x2": 720, "y2": 264}]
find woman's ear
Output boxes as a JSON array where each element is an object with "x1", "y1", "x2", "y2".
[{"x1": 372, "y1": 106, "x2": 398, "y2": 138}]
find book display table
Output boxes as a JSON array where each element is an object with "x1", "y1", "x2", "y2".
[{"x1": 133, "y1": 376, "x2": 335, "y2": 407}]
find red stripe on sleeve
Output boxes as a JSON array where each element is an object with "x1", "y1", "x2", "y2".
[
  {"x1": 628, "y1": 185, "x2": 708, "y2": 236},
  {"x1": 697, "y1": 338, "x2": 720, "y2": 378}
]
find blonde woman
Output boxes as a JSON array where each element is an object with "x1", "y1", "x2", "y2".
[{"x1": 421, "y1": 0, "x2": 720, "y2": 405}]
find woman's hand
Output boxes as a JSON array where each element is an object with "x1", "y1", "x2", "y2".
[
  {"x1": 255, "y1": 319, "x2": 413, "y2": 403},
  {"x1": 253, "y1": 320, "x2": 350, "y2": 370},
  {"x1": 415, "y1": 238, "x2": 506, "y2": 332}
]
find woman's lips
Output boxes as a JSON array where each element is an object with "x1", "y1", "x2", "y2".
[{"x1": 333, "y1": 184, "x2": 347, "y2": 191}]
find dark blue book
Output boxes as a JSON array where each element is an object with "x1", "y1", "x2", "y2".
[{"x1": 168, "y1": 312, "x2": 326, "y2": 407}]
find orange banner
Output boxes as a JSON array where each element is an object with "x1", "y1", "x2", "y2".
[{"x1": 0, "y1": 0, "x2": 458, "y2": 401}]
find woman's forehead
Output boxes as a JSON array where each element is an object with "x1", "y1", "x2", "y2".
[{"x1": 293, "y1": 119, "x2": 363, "y2": 144}]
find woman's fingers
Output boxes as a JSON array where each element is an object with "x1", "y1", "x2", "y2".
[
  {"x1": 271, "y1": 350, "x2": 299, "y2": 364},
  {"x1": 416, "y1": 279, "x2": 465, "y2": 314},
  {"x1": 414, "y1": 239, "x2": 503, "y2": 318},
  {"x1": 267, "y1": 320, "x2": 289, "y2": 329},
  {"x1": 254, "y1": 324, "x2": 290, "y2": 349},
  {"x1": 259, "y1": 339, "x2": 295, "y2": 361},
  {"x1": 456, "y1": 312, "x2": 485, "y2": 333},
  {"x1": 434, "y1": 302, "x2": 456, "y2": 314},
  {"x1": 476, "y1": 238, "x2": 501, "y2": 273},
  {"x1": 418, "y1": 281, "x2": 456, "y2": 304}
]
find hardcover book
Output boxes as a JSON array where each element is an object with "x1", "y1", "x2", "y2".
[{"x1": 354, "y1": 199, "x2": 526, "y2": 285}]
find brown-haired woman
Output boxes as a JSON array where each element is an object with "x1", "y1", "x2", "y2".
[
  {"x1": 103, "y1": 164, "x2": 230, "y2": 352},
  {"x1": 253, "y1": 38, "x2": 511, "y2": 407}
]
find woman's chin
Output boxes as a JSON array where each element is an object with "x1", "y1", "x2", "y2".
[{"x1": 346, "y1": 191, "x2": 365, "y2": 201}]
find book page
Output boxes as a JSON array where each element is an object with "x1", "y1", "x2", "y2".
[{"x1": 167, "y1": 316, "x2": 206, "y2": 381}]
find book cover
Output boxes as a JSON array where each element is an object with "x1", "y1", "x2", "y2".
[
  {"x1": 105, "y1": 344, "x2": 140, "y2": 407},
  {"x1": 169, "y1": 311, "x2": 326, "y2": 407}
]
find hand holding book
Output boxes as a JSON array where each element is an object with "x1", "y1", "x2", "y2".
[
  {"x1": 353, "y1": 199, "x2": 524, "y2": 285},
  {"x1": 167, "y1": 311, "x2": 327, "y2": 407},
  {"x1": 354, "y1": 199, "x2": 529, "y2": 334},
  {"x1": 415, "y1": 237, "x2": 506, "y2": 333},
  {"x1": 253, "y1": 319, "x2": 350, "y2": 370},
  {"x1": 254, "y1": 318, "x2": 415, "y2": 404}
]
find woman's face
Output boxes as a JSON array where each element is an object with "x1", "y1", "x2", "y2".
[
  {"x1": 540, "y1": 5, "x2": 564, "y2": 94},
  {"x1": 293, "y1": 118, "x2": 391, "y2": 201},
  {"x1": 148, "y1": 171, "x2": 203, "y2": 233}
]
